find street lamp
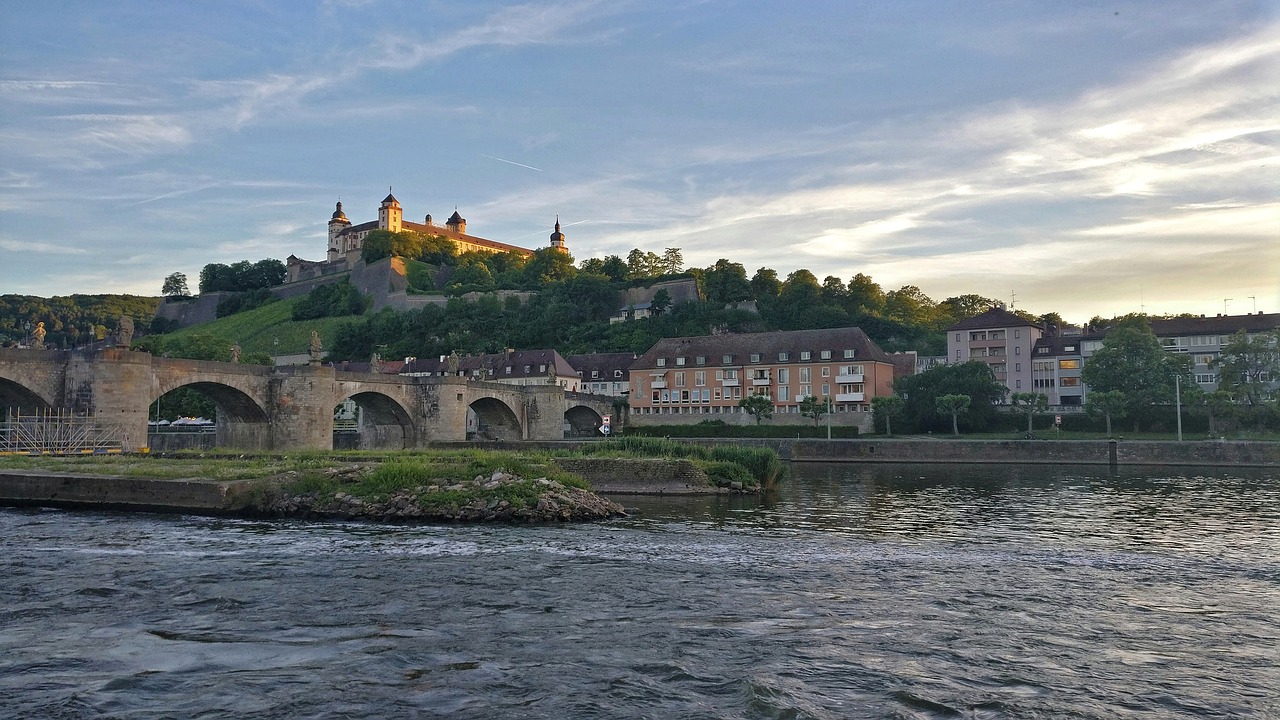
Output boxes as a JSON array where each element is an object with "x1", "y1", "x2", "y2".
[{"x1": 1174, "y1": 374, "x2": 1182, "y2": 442}]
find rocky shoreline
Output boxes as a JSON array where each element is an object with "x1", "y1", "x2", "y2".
[{"x1": 260, "y1": 469, "x2": 626, "y2": 523}]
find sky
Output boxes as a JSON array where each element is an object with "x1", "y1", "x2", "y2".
[{"x1": 1, "y1": 1, "x2": 1277, "y2": 324}]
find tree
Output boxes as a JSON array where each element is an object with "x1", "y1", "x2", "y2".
[
  {"x1": 1202, "y1": 390, "x2": 1237, "y2": 436},
  {"x1": 660, "y1": 247, "x2": 684, "y2": 275},
  {"x1": 871, "y1": 395, "x2": 904, "y2": 436},
  {"x1": 885, "y1": 285, "x2": 940, "y2": 329},
  {"x1": 1081, "y1": 317, "x2": 1193, "y2": 431},
  {"x1": 162, "y1": 272, "x2": 190, "y2": 298},
  {"x1": 522, "y1": 247, "x2": 576, "y2": 287},
  {"x1": 798, "y1": 394, "x2": 832, "y2": 428},
  {"x1": 1010, "y1": 392, "x2": 1049, "y2": 435},
  {"x1": 750, "y1": 267, "x2": 781, "y2": 300},
  {"x1": 739, "y1": 393, "x2": 773, "y2": 425},
  {"x1": 846, "y1": 273, "x2": 886, "y2": 318},
  {"x1": 895, "y1": 361, "x2": 1007, "y2": 433},
  {"x1": 649, "y1": 289, "x2": 672, "y2": 316},
  {"x1": 1213, "y1": 329, "x2": 1280, "y2": 406},
  {"x1": 935, "y1": 394, "x2": 971, "y2": 436},
  {"x1": 1084, "y1": 390, "x2": 1127, "y2": 436},
  {"x1": 702, "y1": 259, "x2": 752, "y2": 304}
]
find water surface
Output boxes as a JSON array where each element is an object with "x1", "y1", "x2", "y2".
[{"x1": 2, "y1": 463, "x2": 1278, "y2": 718}]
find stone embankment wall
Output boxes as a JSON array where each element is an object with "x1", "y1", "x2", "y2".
[
  {"x1": 789, "y1": 439, "x2": 1279, "y2": 466},
  {"x1": 554, "y1": 458, "x2": 717, "y2": 495},
  {"x1": 0, "y1": 472, "x2": 255, "y2": 512}
]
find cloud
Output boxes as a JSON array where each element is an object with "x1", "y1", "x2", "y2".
[{"x1": 0, "y1": 238, "x2": 91, "y2": 255}]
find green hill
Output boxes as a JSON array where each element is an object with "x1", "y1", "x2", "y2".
[{"x1": 163, "y1": 298, "x2": 359, "y2": 357}]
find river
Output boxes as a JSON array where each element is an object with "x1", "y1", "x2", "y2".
[{"x1": 2, "y1": 462, "x2": 1278, "y2": 719}]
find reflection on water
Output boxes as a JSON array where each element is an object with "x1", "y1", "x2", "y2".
[{"x1": 2, "y1": 463, "x2": 1278, "y2": 719}]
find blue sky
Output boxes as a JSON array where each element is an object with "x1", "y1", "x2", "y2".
[{"x1": 1, "y1": 1, "x2": 1276, "y2": 323}]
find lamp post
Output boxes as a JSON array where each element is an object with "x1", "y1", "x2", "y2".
[{"x1": 1174, "y1": 374, "x2": 1182, "y2": 442}]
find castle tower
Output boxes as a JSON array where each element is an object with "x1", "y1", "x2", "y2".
[
  {"x1": 378, "y1": 190, "x2": 402, "y2": 233},
  {"x1": 327, "y1": 201, "x2": 350, "y2": 260},
  {"x1": 446, "y1": 210, "x2": 466, "y2": 235},
  {"x1": 549, "y1": 216, "x2": 568, "y2": 253}
]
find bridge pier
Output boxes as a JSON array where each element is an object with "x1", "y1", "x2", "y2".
[{"x1": 268, "y1": 365, "x2": 337, "y2": 451}]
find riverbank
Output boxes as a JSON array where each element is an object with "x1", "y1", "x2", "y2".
[{"x1": 0, "y1": 467, "x2": 626, "y2": 522}]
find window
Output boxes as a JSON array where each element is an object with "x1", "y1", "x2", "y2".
[
  {"x1": 660, "y1": 390, "x2": 670, "y2": 402},
  {"x1": 591, "y1": 370, "x2": 599, "y2": 379},
  {"x1": 614, "y1": 370, "x2": 623, "y2": 378},
  {"x1": 1194, "y1": 354, "x2": 1215, "y2": 366},
  {"x1": 1059, "y1": 359, "x2": 1080, "y2": 369},
  {"x1": 750, "y1": 353, "x2": 761, "y2": 363},
  {"x1": 722, "y1": 354, "x2": 733, "y2": 364},
  {"x1": 1014, "y1": 346, "x2": 1021, "y2": 355},
  {"x1": 1195, "y1": 373, "x2": 1217, "y2": 384},
  {"x1": 800, "y1": 385, "x2": 811, "y2": 397},
  {"x1": 1063, "y1": 345, "x2": 1075, "y2": 353},
  {"x1": 1060, "y1": 377, "x2": 1081, "y2": 387},
  {"x1": 956, "y1": 350, "x2": 962, "y2": 360},
  {"x1": 821, "y1": 367, "x2": 830, "y2": 377},
  {"x1": 777, "y1": 368, "x2": 789, "y2": 384},
  {"x1": 1015, "y1": 363, "x2": 1021, "y2": 372},
  {"x1": 695, "y1": 371, "x2": 705, "y2": 386},
  {"x1": 1015, "y1": 330, "x2": 1020, "y2": 338},
  {"x1": 713, "y1": 388, "x2": 722, "y2": 400},
  {"x1": 778, "y1": 386, "x2": 790, "y2": 401},
  {"x1": 778, "y1": 352, "x2": 789, "y2": 362},
  {"x1": 800, "y1": 351, "x2": 811, "y2": 361},
  {"x1": 724, "y1": 369, "x2": 738, "y2": 380},
  {"x1": 674, "y1": 372, "x2": 686, "y2": 387},
  {"x1": 676, "y1": 357, "x2": 686, "y2": 366},
  {"x1": 715, "y1": 370, "x2": 723, "y2": 380},
  {"x1": 656, "y1": 358, "x2": 666, "y2": 367},
  {"x1": 821, "y1": 384, "x2": 830, "y2": 396},
  {"x1": 844, "y1": 349, "x2": 856, "y2": 359},
  {"x1": 955, "y1": 333, "x2": 960, "y2": 342},
  {"x1": 1015, "y1": 380, "x2": 1021, "y2": 388},
  {"x1": 820, "y1": 350, "x2": 831, "y2": 360},
  {"x1": 1037, "y1": 347, "x2": 1049, "y2": 355},
  {"x1": 799, "y1": 367, "x2": 811, "y2": 383},
  {"x1": 505, "y1": 366, "x2": 512, "y2": 374}
]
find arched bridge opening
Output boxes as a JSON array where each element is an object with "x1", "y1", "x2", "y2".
[
  {"x1": 336, "y1": 391, "x2": 415, "y2": 450},
  {"x1": 564, "y1": 405, "x2": 603, "y2": 437},
  {"x1": 0, "y1": 378, "x2": 54, "y2": 416},
  {"x1": 469, "y1": 397, "x2": 523, "y2": 441},
  {"x1": 151, "y1": 381, "x2": 269, "y2": 451}
]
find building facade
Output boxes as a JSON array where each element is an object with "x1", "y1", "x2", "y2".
[
  {"x1": 401, "y1": 349, "x2": 580, "y2": 392},
  {"x1": 945, "y1": 307, "x2": 1044, "y2": 397},
  {"x1": 567, "y1": 353, "x2": 636, "y2": 396},
  {"x1": 628, "y1": 327, "x2": 896, "y2": 418}
]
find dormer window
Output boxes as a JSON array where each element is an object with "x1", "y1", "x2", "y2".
[
  {"x1": 844, "y1": 349, "x2": 855, "y2": 359},
  {"x1": 614, "y1": 370, "x2": 623, "y2": 377},
  {"x1": 722, "y1": 354, "x2": 733, "y2": 364},
  {"x1": 800, "y1": 351, "x2": 811, "y2": 361},
  {"x1": 750, "y1": 353, "x2": 761, "y2": 363},
  {"x1": 591, "y1": 370, "x2": 599, "y2": 379},
  {"x1": 820, "y1": 350, "x2": 831, "y2": 360},
  {"x1": 695, "y1": 356, "x2": 706, "y2": 365},
  {"x1": 656, "y1": 358, "x2": 666, "y2": 367},
  {"x1": 778, "y1": 352, "x2": 789, "y2": 362},
  {"x1": 676, "y1": 357, "x2": 686, "y2": 366}
]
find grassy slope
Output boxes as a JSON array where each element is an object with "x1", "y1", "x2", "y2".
[{"x1": 164, "y1": 298, "x2": 358, "y2": 356}]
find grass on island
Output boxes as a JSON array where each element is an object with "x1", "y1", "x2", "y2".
[
  {"x1": 864, "y1": 429, "x2": 1280, "y2": 442},
  {"x1": 0, "y1": 441, "x2": 785, "y2": 499}
]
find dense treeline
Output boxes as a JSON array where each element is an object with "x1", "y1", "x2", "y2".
[
  {"x1": 326, "y1": 249, "x2": 1060, "y2": 363},
  {"x1": 0, "y1": 294, "x2": 161, "y2": 348},
  {"x1": 198, "y1": 259, "x2": 286, "y2": 293}
]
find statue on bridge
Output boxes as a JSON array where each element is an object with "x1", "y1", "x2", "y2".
[
  {"x1": 370, "y1": 352, "x2": 381, "y2": 373},
  {"x1": 31, "y1": 322, "x2": 45, "y2": 349},
  {"x1": 230, "y1": 344, "x2": 242, "y2": 363},
  {"x1": 445, "y1": 351, "x2": 460, "y2": 375},
  {"x1": 117, "y1": 316, "x2": 134, "y2": 348},
  {"x1": 309, "y1": 331, "x2": 323, "y2": 365}
]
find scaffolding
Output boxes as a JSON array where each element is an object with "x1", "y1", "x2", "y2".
[{"x1": 1, "y1": 408, "x2": 125, "y2": 455}]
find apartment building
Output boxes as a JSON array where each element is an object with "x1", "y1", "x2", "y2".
[
  {"x1": 1029, "y1": 336, "x2": 1086, "y2": 406},
  {"x1": 945, "y1": 307, "x2": 1043, "y2": 396},
  {"x1": 567, "y1": 352, "x2": 636, "y2": 396},
  {"x1": 628, "y1": 327, "x2": 895, "y2": 417},
  {"x1": 401, "y1": 349, "x2": 580, "y2": 392}
]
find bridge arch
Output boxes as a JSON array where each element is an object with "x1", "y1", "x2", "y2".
[
  {"x1": 337, "y1": 390, "x2": 416, "y2": 450},
  {"x1": 469, "y1": 396, "x2": 523, "y2": 440},
  {"x1": 0, "y1": 377, "x2": 55, "y2": 415},
  {"x1": 564, "y1": 404, "x2": 604, "y2": 437},
  {"x1": 154, "y1": 380, "x2": 270, "y2": 450}
]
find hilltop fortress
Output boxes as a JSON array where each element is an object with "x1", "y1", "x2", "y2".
[{"x1": 287, "y1": 191, "x2": 568, "y2": 283}]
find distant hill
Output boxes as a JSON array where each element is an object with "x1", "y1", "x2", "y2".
[{"x1": 0, "y1": 294, "x2": 161, "y2": 348}]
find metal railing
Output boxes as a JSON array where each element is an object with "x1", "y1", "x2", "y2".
[{"x1": 1, "y1": 408, "x2": 124, "y2": 455}]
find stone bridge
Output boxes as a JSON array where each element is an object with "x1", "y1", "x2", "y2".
[{"x1": 0, "y1": 348, "x2": 614, "y2": 451}]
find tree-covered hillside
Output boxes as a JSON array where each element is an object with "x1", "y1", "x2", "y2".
[{"x1": 0, "y1": 294, "x2": 161, "y2": 348}]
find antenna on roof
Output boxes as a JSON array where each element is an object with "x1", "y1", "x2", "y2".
[{"x1": 1010, "y1": 291, "x2": 1017, "y2": 309}]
